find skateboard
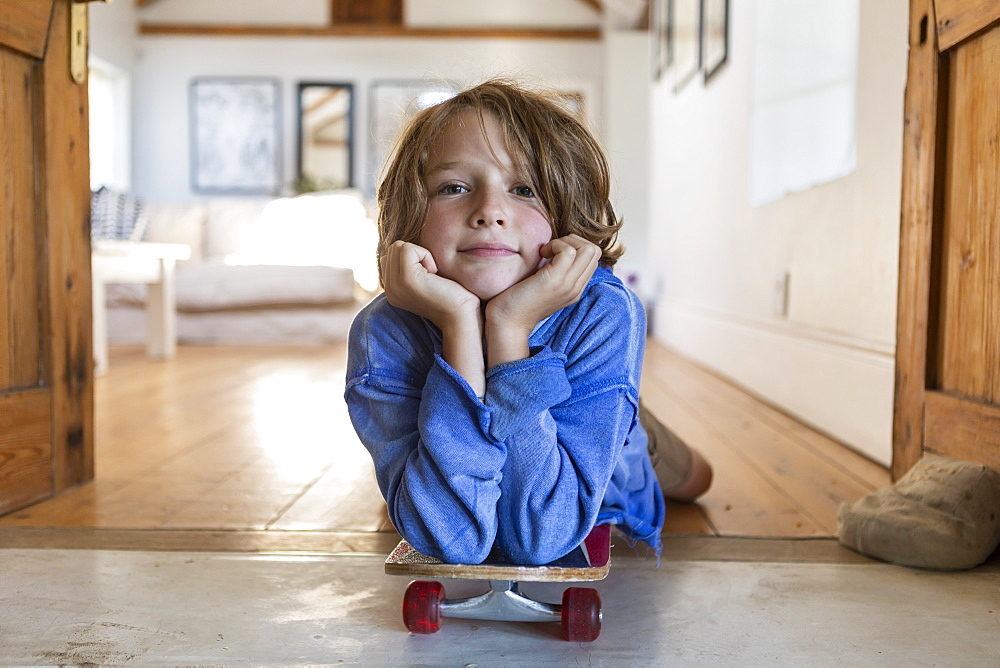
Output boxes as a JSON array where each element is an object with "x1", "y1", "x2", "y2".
[{"x1": 385, "y1": 524, "x2": 611, "y2": 642}]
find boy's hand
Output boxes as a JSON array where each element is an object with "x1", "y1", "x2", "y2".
[
  {"x1": 380, "y1": 240, "x2": 481, "y2": 328},
  {"x1": 484, "y1": 234, "x2": 600, "y2": 367},
  {"x1": 381, "y1": 240, "x2": 487, "y2": 396},
  {"x1": 486, "y1": 234, "x2": 600, "y2": 331}
]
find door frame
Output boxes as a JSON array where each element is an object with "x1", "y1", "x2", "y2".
[{"x1": 893, "y1": 0, "x2": 1000, "y2": 479}]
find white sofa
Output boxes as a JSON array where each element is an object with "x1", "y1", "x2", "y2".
[{"x1": 105, "y1": 190, "x2": 379, "y2": 345}]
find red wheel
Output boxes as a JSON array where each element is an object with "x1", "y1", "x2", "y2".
[
  {"x1": 561, "y1": 587, "x2": 602, "y2": 642},
  {"x1": 402, "y1": 580, "x2": 444, "y2": 634}
]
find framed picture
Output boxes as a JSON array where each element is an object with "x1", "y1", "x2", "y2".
[
  {"x1": 702, "y1": 0, "x2": 729, "y2": 83},
  {"x1": 670, "y1": 0, "x2": 701, "y2": 92},
  {"x1": 190, "y1": 78, "x2": 281, "y2": 194},
  {"x1": 368, "y1": 79, "x2": 458, "y2": 196},
  {"x1": 651, "y1": 0, "x2": 671, "y2": 82}
]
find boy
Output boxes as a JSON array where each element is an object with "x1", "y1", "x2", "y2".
[{"x1": 346, "y1": 78, "x2": 709, "y2": 565}]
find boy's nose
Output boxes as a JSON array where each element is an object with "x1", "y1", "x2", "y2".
[{"x1": 472, "y1": 190, "x2": 506, "y2": 226}]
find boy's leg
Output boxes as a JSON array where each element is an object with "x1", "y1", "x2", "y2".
[{"x1": 640, "y1": 401, "x2": 713, "y2": 502}]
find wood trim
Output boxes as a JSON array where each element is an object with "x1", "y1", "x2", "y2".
[
  {"x1": 0, "y1": 389, "x2": 53, "y2": 515},
  {"x1": 0, "y1": 527, "x2": 877, "y2": 564},
  {"x1": 935, "y1": 0, "x2": 1000, "y2": 51},
  {"x1": 892, "y1": 0, "x2": 942, "y2": 480},
  {"x1": 41, "y1": 0, "x2": 94, "y2": 491},
  {"x1": 139, "y1": 23, "x2": 601, "y2": 40},
  {"x1": 330, "y1": 0, "x2": 402, "y2": 26},
  {"x1": 0, "y1": 0, "x2": 54, "y2": 58},
  {"x1": 0, "y1": 527, "x2": 403, "y2": 554},
  {"x1": 577, "y1": 0, "x2": 603, "y2": 12},
  {"x1": 924, "y1": 390, "x2": 1000, "y2": 471}
]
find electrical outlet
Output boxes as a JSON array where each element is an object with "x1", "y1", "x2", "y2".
[{"x1": 773, "y1": 272, "x2": 790, "y2": 317}]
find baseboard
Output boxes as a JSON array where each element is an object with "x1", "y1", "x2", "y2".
[{"x1": 654, "y1": 305, "x2": 894, "y2": 466}]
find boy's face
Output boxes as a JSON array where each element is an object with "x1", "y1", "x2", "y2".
[{"x1": 418, "y1": 110, "x2": 553, "y2": 301}]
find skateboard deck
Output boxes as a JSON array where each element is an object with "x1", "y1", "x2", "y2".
[
  {"x1": 385, "y1": 533, "x2": 610, "y2": 582},
  {"x1": 385, "y1": 524, "x2": 612, "y2": 641}
]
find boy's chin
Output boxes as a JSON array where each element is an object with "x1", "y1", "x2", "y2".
[
  {"x1": 456, "y1": 268, "x2": 535, "y2": 302},
  {"x1": 471, "y1": 286, "x2": 507, "y2": 302},
  {"x1": 465, "y1": 279, "x2": 515, "y2": 302}
]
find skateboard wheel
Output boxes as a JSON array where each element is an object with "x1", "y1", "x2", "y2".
[
  {"x1": 402, "y1": 580, "x2": 444, "y2": 634},
  {"x1": 561, "y1": 587, "x2": 601, "y2": 642}
]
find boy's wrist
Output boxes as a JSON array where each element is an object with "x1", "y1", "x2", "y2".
[
  {"x1": 485, "y1": 319, "x2": 532, "y2": 368},
  {"x1": 439, "y1": 306, "x2": 483, "y2": 339},
  {"x1": 439, "y1": 309, "x2": 487, "y2": 397}
]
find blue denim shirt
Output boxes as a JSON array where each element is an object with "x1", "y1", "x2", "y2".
[{"x1": 345, "y1": 266, "x2": 665, "y2": 565}]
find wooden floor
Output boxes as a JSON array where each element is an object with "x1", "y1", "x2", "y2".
[{"x1": 0, "y1": 341, "x2": 890, "y2": 551}]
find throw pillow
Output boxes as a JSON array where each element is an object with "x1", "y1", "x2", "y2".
[{"x1": 90, "y1": 186, "x2": 150, "y2": 242}]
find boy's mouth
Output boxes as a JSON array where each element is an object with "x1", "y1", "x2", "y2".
[{"x1": 460, "y1": 243, "x2": 517, "y2": 258}]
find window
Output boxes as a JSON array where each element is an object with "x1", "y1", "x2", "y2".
[
  {"x1": 748, "y1": 0, "x2": 859, "y2": 206},
  {"x1": 88, "y1": 56, "x2": 131, "y2": 191}
]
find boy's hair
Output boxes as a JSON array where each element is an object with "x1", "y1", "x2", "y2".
[{"x1": 376, "y1": 78, "x2": 623, "y2": 284}]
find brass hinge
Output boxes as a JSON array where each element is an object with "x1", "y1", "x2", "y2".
[{"x1": 71, "y1": 0, "x2": 112, "y2": 84}]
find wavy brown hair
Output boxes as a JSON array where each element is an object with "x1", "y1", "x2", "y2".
[{"x1": 375, "y1": 78, "x2": 623, "y2": 285}]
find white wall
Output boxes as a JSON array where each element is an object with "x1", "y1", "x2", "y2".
[
  {"x1": 137, "y1": 0, "x2": 328, "y2": 25},
  {"x1": 648, "y1": 0, "x2": 908, "y2": 465},
  {"x1": 604, "y1": 31, "x2": 651, "y2": 292},
  {"x1": 89, "y1": 0, "x2": 140, "y2": 71},
  {"x1": 406, "y1": 0, "x2": 598, "y2": 28},
  {"x1": 130, "y1": 36, "x2": 602, "y2": 202}
]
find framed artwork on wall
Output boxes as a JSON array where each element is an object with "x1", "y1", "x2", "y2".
[
  {"x1": 368, "y1": 79, "x2": 458, "y2": 197},
  {"x1": 190, "y1": 77, "x2": 281, "y2": 195},
  {"x1": 670, "y1": 0, "x2": 701, "y2": 92},
  {"x1": 651, "y1": 0, "x2": 671, "y2": 82},
  {"x1": 702, "y1": 0, "x2": 729, "y2": 83}
]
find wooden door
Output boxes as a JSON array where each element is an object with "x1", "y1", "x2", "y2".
[
  {"x1": 894, "y1": 0, "x2": 1000, "y2": 479},
  {"x1": 0, "y1": 0, "x2": 94, "y2": 514}
]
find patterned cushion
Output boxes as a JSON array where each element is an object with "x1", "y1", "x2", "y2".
[{"x1": 90, "y1": 186, "x2": 150, "y2": 241}]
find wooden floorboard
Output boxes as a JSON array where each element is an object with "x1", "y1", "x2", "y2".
[
  {"x1": 645, "y1": 349, "x2": 875, "y2": 536},
  {"x1": 0, "y1": 341, "x2": 890, "y2": 552}
]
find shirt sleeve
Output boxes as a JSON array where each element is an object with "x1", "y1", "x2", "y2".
[
  {"x1": 345, "y1": 304, "x2": 506, "y2": 564},
  {"x1": 484, "y1": 287, "x2": 643, "y2": 564}
]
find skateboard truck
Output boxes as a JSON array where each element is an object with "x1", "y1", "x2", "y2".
[
  {"x1": 442, "y1": 579, "x2": 563, "y2": 622},
  {"x1": 387, "y1": 525, "x2": 610, "y2": 641}
]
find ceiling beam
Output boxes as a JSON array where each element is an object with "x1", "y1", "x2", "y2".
[{"x1": 138, "y1": 23, "x2": 600, "y2": 40}]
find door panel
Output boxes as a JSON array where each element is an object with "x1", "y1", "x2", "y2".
[
  {"x1": 1, "y1": 52, "x2": 43, "y2": 389},
  {"x1": 0, "y1": 0, "x2": 93, "y2": 515},
  {"x1": 894, "y1": 0, "x2": 1000, "y2": 478},
  {"x1": 938, "y1": 26, "x2": 1000, "y2": 404}
]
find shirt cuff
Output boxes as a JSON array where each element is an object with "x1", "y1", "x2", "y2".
[{"x1": 484, "y1": 346, "x2": 572, "y2": 442}]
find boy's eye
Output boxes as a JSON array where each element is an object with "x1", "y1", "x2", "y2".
[
  {"x1": 512, "y1": 185, "x2": 536, "y2": 198},
  {"x1": 439, "y1": 183, "x2": 468, "y2": 195}
]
